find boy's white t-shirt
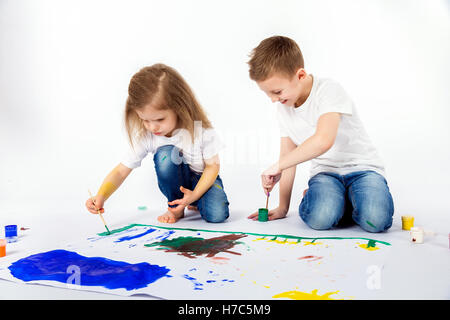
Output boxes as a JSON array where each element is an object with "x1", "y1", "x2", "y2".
[
  {"x1": 277, "y1": 75, "x2": 386, "y2": 178},
  {"x1": 121, "y1": 126, "x2": 224, "y2": 174}
]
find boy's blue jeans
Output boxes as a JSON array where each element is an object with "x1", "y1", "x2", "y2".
[
  {"x1": 153, "y1": 145, "x2": 229, "y2": 223},
  {"x1": 299, "y1": 171, "x2": 394, "y2": 233}
]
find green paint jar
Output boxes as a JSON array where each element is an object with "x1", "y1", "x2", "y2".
[{"x1": 258, "y1": 208, "x2": 268, "y2": 222}]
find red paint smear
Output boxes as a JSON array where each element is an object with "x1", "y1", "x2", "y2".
[
  {"x1": 298, "y1": 255, "x2": 323, "y2": 261},
  {"x1": 209, "y1": 256, "x2": 230, "y2": 264}
]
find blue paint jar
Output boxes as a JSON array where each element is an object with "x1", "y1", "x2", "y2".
[{"x1": 5, "y1": 225, "x2": 18, "y2": 243}]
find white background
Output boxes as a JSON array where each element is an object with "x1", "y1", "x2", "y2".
[{"x1": 1, "y1": 0, "x2": 449, "y2": 231}]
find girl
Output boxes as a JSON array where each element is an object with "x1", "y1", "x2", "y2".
[{"x1": 85, "y1": 64, "x2": 230, "y2": 224}]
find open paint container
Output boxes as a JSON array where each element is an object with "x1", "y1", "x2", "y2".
[
  {"x1": 5, "y1": 225, "x2": 17, "y2": 243},
  {"x1": 258, "y1": 208, "x2": 268, "y2": 222},
  {"x1": 0, "y1": 239, "x2": 6, "y2": 257},
  {"x1": 401, "y1": 215, "x2": 414, "y2": 230},
  {"x1": 410, "y1": 227, "x2": 424, "y2": 244}
]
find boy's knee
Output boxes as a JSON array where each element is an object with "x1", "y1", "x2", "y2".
[
  {"x1": 356, "y1": 207, "x2": 393, "y2": 233},
  {"x1": 299, "y1": 194, "x2": 344, "y2": 230},
  {"x1": 299, "y1": 205, "x2": 339, "y2": 230}
]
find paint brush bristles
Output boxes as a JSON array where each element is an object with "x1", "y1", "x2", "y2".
[{"x1": 88, "y1": 189, "x2": 111, "y2": 235}]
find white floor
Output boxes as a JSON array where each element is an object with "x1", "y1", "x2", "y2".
[{"x1": 0, "y1": 207, "x2": 449, "y2": 300}]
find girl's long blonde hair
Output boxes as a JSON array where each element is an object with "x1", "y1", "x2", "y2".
[{"x1": 125, "y1": 63, "x2": 212, "y2": 147}]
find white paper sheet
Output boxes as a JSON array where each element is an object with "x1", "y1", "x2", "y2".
[{"x1": 0, "y1": 223, "x2": 392, "y2": 299}]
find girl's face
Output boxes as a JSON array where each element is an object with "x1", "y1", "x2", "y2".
[{"x1": 136, "y1": 104, "x2": 178, "y2": 137}]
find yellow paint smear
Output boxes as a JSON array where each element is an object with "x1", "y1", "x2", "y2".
[
  {"x1": 357, "y1": 242, "x2": 379, "y2": 251},
  {"x1": 273, "y1": 289, "x2": 341, "y2": 300},
  {"x1": 98, "y1": 181, "x2": 118, "y2": 199},
  {"x1": 303, "y1": 241, "x2": 323, "y2": 246},
  {"x1": 253, "y1": 238, "x2": 299, "y2": 245}
]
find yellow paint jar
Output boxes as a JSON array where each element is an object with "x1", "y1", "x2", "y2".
[{"x1": 401, "y1": 215, "x2": 414, "y2": 230}]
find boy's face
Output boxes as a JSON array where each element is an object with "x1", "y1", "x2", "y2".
[
  {"x1": 256, "y1": 69, "x2": 309, "y2": 107},
  {"x1": 136, "y1": 104, "x2": 178, "y2": 137}
]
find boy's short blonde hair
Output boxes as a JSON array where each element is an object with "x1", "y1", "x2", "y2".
[{"x1": 248, "y1": 36, "x2": 304, "y2": 81}]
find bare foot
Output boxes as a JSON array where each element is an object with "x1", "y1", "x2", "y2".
[
  {"x1": 187, "y1": 205, "x2": 199, "y2": 211},
  {"x1": 157, "y1": 206, "x2": 185, "y2": 223}
]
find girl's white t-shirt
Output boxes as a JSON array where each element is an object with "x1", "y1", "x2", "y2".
[
  {"x1": 277, "y1": 75, "x2": 386, "y2": 178},
  {"x1": 121, "y1": 126, "x2": 224, "y2": 174}
]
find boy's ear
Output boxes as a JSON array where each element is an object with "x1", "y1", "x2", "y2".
[{"x1": 296, "y1": 68, "x2": 307, "y2": 80}]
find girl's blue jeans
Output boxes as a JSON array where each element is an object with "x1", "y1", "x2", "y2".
[
  {"x1": 153, "y1": 145, "x2": 229, "y2": 223},
  {"x1": 299, "y1": 171, "x2": 394, "y2": 233}
]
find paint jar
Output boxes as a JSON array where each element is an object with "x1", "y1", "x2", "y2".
[
  {"x1": 410, "y1": 227, "x2": 424, "y2": 244},
  {"x1": 401, "y1": 215, "x2": 414, "y2": 230},
  {"x1": 258, "y1": 208, "x2": 268, "y2": 222},
  {"x1": 5, "y1": 225, "x2": 18, "y2": 243},
  {"x1": 0, "y1": 239, "x2": 6, "y2": 257}
]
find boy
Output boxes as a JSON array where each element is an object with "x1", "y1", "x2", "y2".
[{"x1": 247, "y1": 36, "x2": 393, "y2": 233}]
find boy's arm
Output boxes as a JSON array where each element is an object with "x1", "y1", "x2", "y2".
[
  {"x1": 278, "y1": 137, "x2": 297, "y2": 212},
  {"x1": 277, "y1": 112, "x2": 341, "y2": 171},
  {"x1": 248, "y1": 137, "x2": 296, "y2": 221}
]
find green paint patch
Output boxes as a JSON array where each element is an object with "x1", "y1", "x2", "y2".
[
  {"x1": 98, "y1": 225, "x2": 136, "y2": 236},
  {"x1": 367, "y1": 240, "x2": 377, "y2": 248},
  {"x1": 366, "y1": 220, "x2": 376, "y2": 228},
  {"x1": 145, "y1": 234, "x2": 247, "y2": 259},
  {"x1": 161, "y1": 155, "x2": 167, "y2": 161},
  {"x1": 147, "y1": 236, "x2": 204, "y2": 249},
  {"x1": 214, "y1": 183, "x2": 222, "y2": 190},
  {"x1": 138, "y1": 206, "x2": 147, "y2": 211}
]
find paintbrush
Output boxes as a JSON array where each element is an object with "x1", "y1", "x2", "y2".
[
  {"x1": 265, "y1": 192, "x2": 270, "y2": 210},
  {"x1": 88, "y1": 189, "x2": 111, "y2": 235}
]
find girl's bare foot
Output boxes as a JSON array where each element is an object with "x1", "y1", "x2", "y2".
[{"x1": 157, "y1": 206, "x2": 185, "y2": 223}]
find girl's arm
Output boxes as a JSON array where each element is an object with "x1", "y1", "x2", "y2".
[
  {"x1": 191, "y1": 155, "x2": 220, "y2": 202},
  {"x1": 86, "y1": 163, "x2": 132, "y2": 214},
  {"x1": 168, "y1": 155, "x2": 220, "y2": 208}
]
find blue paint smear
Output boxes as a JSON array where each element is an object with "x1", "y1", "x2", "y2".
[
  {"x1": 115, "y1": 228, "x2": 156, "y2": 242},
  {"x1": 155, "y1": 230, "x2": 175, "y2": 241},
  {"x1": 8, "y1": 249, "x2": 170, "y2": 291},
  {"x1": 182, "y1": 274, "x2": 204, "y2": 290}
]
